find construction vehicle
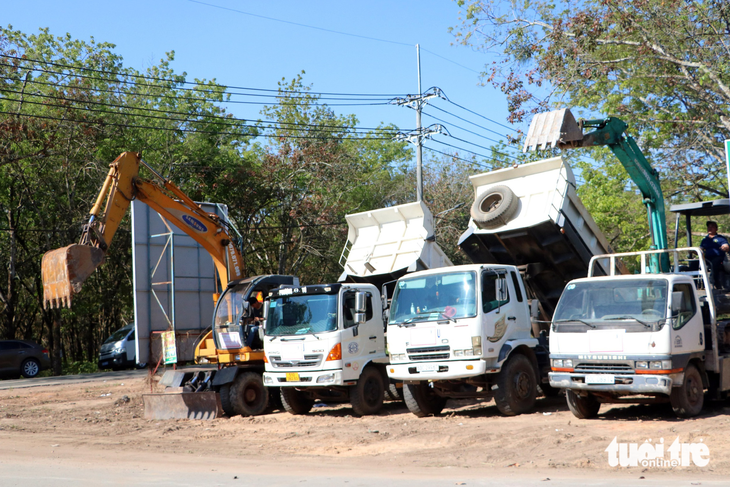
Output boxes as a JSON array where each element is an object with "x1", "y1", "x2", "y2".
[
  {"x1": 387, "y1": 157, "x2": 616, "y2": 417},
  {"x1": 41, "y1": 151, "x2": 294, "y2": 418},
  {"x1": 262, "y1": 202, "x2": 452, "y2": 416},
  {"x1": 549, "y1": 245, "x2": 730, "y2": 418},
  {"x1": 521, "y1": 108, "x2": 730, "y2": 417}
]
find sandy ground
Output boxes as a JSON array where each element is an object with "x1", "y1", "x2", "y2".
[{"x1": 1, "y1": 373, "x2": 729, "y2": 483}]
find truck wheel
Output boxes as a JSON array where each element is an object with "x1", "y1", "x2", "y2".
[
  {"x1": 385, "y1": 382, "x2": 402, "y2": 401},
  {"x1": 538, "y1": 382, "x2": 561, "y2": 397},
  {"x1": 280, "y1": 388, "x2": 314, "y2": 415},
  {"x1": 565, "y1": 389, "x2": 600, "y2": 419},
  {"x1": 403, "y1": 382, "x2": 447, "y2": 417},
  {"x1": 471, "y1": 185, "x2": 519, "y2": 230},
  {"x1": 670, "y1": 364, "x2": 704, "y2": 418},
  {"x1": 219, "y1": 384, "x2": 236, "y2": 417},
  {"x1": 267, "y1": 387, "x2": 283, "y2": 412},
  {"x1": 229, "y1": 372, "x2": 269, "y2": 416},
  {"x1": 350, "y1": 366, "x2": 385, "y2": 416},
  {"x1": 494, "y1": 354, "x2": 537, "y2": 416}
]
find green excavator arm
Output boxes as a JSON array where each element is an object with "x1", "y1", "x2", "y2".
[{"x1": 523, "y1": 108, "x2": 669, "y2": 272}]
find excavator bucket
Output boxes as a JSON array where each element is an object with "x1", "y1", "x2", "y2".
[
  {"x1": 522, "y1": 108, "x2": 584, "y2": 152},
  {"x1": 41, "y1": 244, "x2": 105, "y2": 308}
]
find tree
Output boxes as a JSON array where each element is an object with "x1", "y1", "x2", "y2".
[{"x1": 452, "y1": 0, "x2": 730, "y2": 203}]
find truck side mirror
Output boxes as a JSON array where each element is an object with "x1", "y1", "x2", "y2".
[
  {"x1": 355, "y1": 312, "x2": 367, "y2": 324},
  {"x1": 242, "y1": 300, "x2": 251, "y2": 318},
  {"x1": 671, "y1": 291, "x2": 683, "y2": 314},
  {"x1": 355, "y1": 292, "x2": 368, "y2": 313},
  {"x1": 529, "y1": 299, "x2": 539, "y2": 319},
  {"x1": 496, "y1": 278, "x2": 507, "y2": 302}
]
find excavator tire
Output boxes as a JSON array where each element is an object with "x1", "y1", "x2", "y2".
[
  {"x1": 403, "y1": 382, "x2": 447, "y2": 417},
  {"x1": 219, "y1": 384, "x2": 236, "y2": 417},
  {"x1": 280, "y1": 388, "x2": 314, "y2": 415},
  {"x1": 228, "y1": 371, "x2": 269, "y2": 417},
  {"x1": 471, "y1": 185, "x2": 519, "y2": 230}
]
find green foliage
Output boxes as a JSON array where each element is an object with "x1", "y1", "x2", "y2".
[
  {"x1": 453, "y1": 0, "x2": 730, "y2": 228},
  {"x1": 0, "y1": 26, "x2": 419, "y2": 366}
]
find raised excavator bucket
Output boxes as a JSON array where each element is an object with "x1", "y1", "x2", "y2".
[
  {"x1": 42, "y1": 244, "x2": 105, "y2": 308},
  {"x1": 522, "y1": 108, "x2": 585, "y2": 152}
]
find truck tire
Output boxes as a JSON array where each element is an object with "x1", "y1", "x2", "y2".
[
  {"x1": 268, "y1": 387, "x2": 283, "y2": 412},
  {"x1": 385, "y1": 382, "x2": 402, "y2": 401},
  {"x1": 219, "y1": 384, "x2": 236, "y2": 417},
  {"x1": 280, "y1": 387, "x2": 314, "y2": 415},
  {"x1": 229, "y1": 372, "x2": 269, "y2": 416},
  {"x1": 471, "y1": 185, "x2": 519, "y2": 230},
  {"x1": 494, "y1": 354, "x2": 537, "y2": 416},
  {"x1": 670, "y1": 364, "x2": 704, "y2": 418},
  {"x1": 565, "y1": 389, "x2": 600, "y2": 419},
  {"x1": 350, "y1": 366, "x2": 385, "y2": 416},
  {"x1": 403, "y1": 382, "x2": 447, "y2": 417}
]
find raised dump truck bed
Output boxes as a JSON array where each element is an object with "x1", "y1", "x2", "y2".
[
  {"x1": 338, "y1": 201, "x2": 452, "y2": 288},
  {"x1": 458, "y1": 157, "x2": 614, "y2": 319}
]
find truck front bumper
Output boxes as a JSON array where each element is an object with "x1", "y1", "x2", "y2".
[
  {"x1": 264, "y1": 369, "x2": 343, "y2": 387},
  {"x1": 387, "y1": 359, "x2": 487, "y2": 381},
  {"x1": 549, "y1": 372, "x2": 673, "y2": 396}
]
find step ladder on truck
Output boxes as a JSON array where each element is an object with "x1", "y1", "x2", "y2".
[
  {"x1": 262, "y1": 201, "x2": 453, "y2": 416},
  {"x1": 386, "y1": 157, "x2": 617, "y2": 417}
]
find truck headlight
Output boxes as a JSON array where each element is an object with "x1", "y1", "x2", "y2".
[
  {"x1": 563, "y1": 359, "x2": 573, "y2": 368},
  {"x1": 317, "y1": 373, "x2": 335, "y2": 384},
  {"x1": 263, "y1": 375, "x2": 273, "y2": 384},
  {"x1": 454, "y1": 350, "x2": 464, "y2": 357},
  {"x1": 390, "y1": 353, "x2": 406, "y2": 362},
  {"x1": 552, "y1": 359, "x2": 563, "y2": 368},
  {"x1": 635, "y1": 361, "x2": 648, "y2": 369}
]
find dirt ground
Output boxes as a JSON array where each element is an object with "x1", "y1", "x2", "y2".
[{"x1": 1, "y1": 373, "x2": 729, "y2": 481}]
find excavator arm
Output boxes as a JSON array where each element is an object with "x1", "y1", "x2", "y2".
[
  {"x1": 42, "y1": 151, "x2": 244, "y2": 308},
  {"x1": 523, "y1": 108, "x2": 669, "y2": 272}
]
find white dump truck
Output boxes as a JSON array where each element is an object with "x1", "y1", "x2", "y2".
[
  {"x1": 262, "y1": 201, "x2": 452, "y2": 416},
  {"x1": 387, "y1": 157, "x2": 615, "y2": 416},
  {"x1": 550, "y1": 200, "x2": 730, "y2": 418}
]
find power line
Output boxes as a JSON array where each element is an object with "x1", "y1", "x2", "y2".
[
  {"x1": 423, "y1": 146, "x2": 491, "y2": 170},
  {"x1": 0, "y1": 110, "x2": 398, "y2": 141},
  {"x1": 2, "y1": 56, "x2": 403, "y2": 100},
  {"x1": 0, "y1": 87, "x2": 404, "y2": 135},
  {"x1": 444, "y1": 98, "x2": 518, "y2": 133}
]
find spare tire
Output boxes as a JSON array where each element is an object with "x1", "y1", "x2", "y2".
[{"x1": 470, "y1": 185, "x2": 519, "y2": 229}]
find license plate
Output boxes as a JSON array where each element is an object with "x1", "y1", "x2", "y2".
[
  {"x1": 585, "y1": 374, "x2": 614, "y2": 384},
  {"x1": 416, "y1": 364, "x2": 438, "y2": 373},
  {"x1": 286, "y1": 372, "x2": 300, "y2": 382}
]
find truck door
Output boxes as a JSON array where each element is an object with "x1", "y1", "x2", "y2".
[
  {"x1": 481, "y1": 271, "x2": 512, "y2": 344},
  {"x1": 671, "y1": 283, "x2": 704, "y2": 353},
  {"x1": 341, "y1": 290, "x2": 378, "y2": 380}
]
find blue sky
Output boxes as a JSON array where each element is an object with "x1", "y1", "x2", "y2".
[{"x1": 5, "y1": 0, "x2": 526, "y2": 165}]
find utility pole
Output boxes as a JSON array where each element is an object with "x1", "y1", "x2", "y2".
[
  {"x1": 416, "y1": 44, "x2": 423, "y2": 202},
  {"x1": 390, "y1": 44, "x2": 445, "y2": 202}
]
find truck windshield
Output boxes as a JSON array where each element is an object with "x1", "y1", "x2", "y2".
[
  {"x1": 553, "y1": 279, "x2": 668, "y2": 328},
  {"x1": 266, "y1": 294, "x2": 338, "y2": 336},
  {"x1": 389, "y1": 271, "x2": 477, "y2": 325}
]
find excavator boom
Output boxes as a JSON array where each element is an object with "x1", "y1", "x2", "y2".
[{"x1": 41, "y1": 151, "x2": 244, "y2": 308}]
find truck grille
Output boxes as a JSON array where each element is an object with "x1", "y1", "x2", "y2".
[
  {"x1": 269, "y1": 354, "x2": 322, "y2": 368},
  {"x1": 574, "y1": 363, "x2": 633, "y2": 373},
  {"x1": 407, "y1": 345, "x2": 450, "y2": 361}
]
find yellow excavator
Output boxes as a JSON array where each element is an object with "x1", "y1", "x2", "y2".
[{"x1": 41, "y1": 151, "x2": 296, "y2": 418}]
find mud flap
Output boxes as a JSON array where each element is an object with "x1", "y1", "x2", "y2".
[{"x1": 143, "y1": 392, "x2": 223, "y2": 420}]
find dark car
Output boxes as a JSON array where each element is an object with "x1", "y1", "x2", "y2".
[{"x1": 0, "y1": 340, "x2": 51, "y2": 378}]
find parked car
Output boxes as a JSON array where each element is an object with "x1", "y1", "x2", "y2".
[
  {"x1": 0, "y1": 340, "x2": 51, "y2": 378},
  {"x1": 98, "y1": 323, "x2": 142, "y2": 370}
]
